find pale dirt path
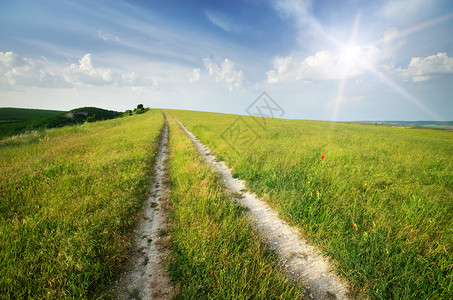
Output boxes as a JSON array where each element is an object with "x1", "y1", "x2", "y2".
[
  {"x1": 113, "y1": 115, "x2": 173, "y2": 299},
  {"x1": 174, "y1": 117, "x2": 350, "y2": 300}
]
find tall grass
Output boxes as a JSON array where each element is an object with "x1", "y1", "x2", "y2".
[
  {"x1": 169, "y1": 109, "x2": 453, "y2": 299},
  {"x1": 166, "y1": 116, "x2": 303, "y2": 299},
  {"x1": 0, "y1": 111, "x2": 164, "y2": 298}
]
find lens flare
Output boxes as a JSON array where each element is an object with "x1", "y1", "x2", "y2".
[{"x1": 325, "y1": 12, "x2": 451, "y2": 121}]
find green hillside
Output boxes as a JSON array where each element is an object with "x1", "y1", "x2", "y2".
[
  {"x1": 0, "y1": 107, "x2": 121, "y2": 138},
  {"x1": 0, "y1": 107, "x2": 64, "y2": 124}
]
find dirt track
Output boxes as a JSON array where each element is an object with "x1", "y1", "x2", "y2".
[
  {"x1": 113, "y1": 114, "x2": 349, "y2": 299},
  {"x1": 113, "y1": 115, "x2": 173, "y2": 299},
  {"x1": 174, "y1": 117, "x2": 349, "y2": 300}
]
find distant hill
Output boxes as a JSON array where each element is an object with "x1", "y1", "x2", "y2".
[
  {"x1": 356, "y1": 121, "x2": 453, "y2": 130},
  {"x1": 0, "y1": 107, "x2": 64, "y2": 124},
  {"x1": 0, "y1": 107, "x2": 121, "y2": 138}
]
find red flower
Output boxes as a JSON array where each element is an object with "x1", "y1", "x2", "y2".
[{"x1": 321, "y1": 156, "x2": 325, "y2": 160}]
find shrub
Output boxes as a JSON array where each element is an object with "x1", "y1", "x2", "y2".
[{"x1": 86, "y1": 116, "x2": 96, "y2": 123}]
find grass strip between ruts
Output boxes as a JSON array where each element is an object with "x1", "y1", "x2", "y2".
[{"x1": 166, "y1": 115, "x2": 303, "y2": 299}]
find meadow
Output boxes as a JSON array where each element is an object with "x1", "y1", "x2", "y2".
[
  {"x1": 0, "y1": 111, "x2": 163, "y2": 298},
  {"x1": 168, "y1": 109, "x2": 453, "y2": 299},
  {"x1": 1, "y1": 107, "x2": 451, "y2": 299},
  {"x1": 166, "y1": 116, "x2": 303, "y2": 298}
]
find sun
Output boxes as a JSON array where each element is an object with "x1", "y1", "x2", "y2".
[
  {"x1": 338, "y1": 43, "x2": 363, "y2": 77},
  {"x1": 340, "y1": 43, "x2": 362, "y2": 63}
]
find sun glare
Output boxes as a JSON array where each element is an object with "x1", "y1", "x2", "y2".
[
  {"x1": 338, "y1": 43, "x2": 363, "y2": 76},
  {"x1": 340, "y1": 43, "x2": 361, "y2": 62}
]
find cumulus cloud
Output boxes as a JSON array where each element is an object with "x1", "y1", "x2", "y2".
[
  {"x1": 0, "y1": 51, "x2": 71, "y2": 88},
  {"x1": 202, "y1": 58, "x2": 244, "y2": 91},
  {"x1": 64, "y1": 54, "x2": 113, "y2": 85},
  {"x1": 0, "y1": 52, "x2": 122, "y2": 89},
  {"x1": 266, "y1": 45, "x2": 384, "y2": 83},
  {"x1": 266, "y1": 48, "x2": 453, "y2": 84},
  {"x1": 189, "y1": 68, "x2": 200, "y2": 82},
  {"x1": 396, "y1": 52, "x2": 453, "y2": 82}
]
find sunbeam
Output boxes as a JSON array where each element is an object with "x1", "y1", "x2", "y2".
[
  {"x1": 372, "y1": 12, "x2": 453, "y2": 46},
  {"x1": 369, "y1": 69, "x2": 442, "y2": 120},
  {"x1": 322, "y1": 11, "x2": 451, "y2": 121},
  {"x1": 330, "y1": 13, "x2": 361, "y2": 122}
]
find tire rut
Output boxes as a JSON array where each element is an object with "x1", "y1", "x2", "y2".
[
  {"x1": 173, "y1": 116, "x2": 350, "y2": 300},
  {"x1": 113, "y1": 114, "x2": 173, "y2": 299}
]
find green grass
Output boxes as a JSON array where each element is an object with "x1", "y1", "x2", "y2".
[
  {"x1": 166, "y1": 116, "x2": 303, "y2": 299},
  {"x1": 168, "y1": 109, "x2": 453, "y2": 299},
  {"x1": 0, "y1": 110, "x2": 164, "y2": 298}
]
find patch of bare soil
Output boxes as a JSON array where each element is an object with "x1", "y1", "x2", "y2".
[
  {"x1": 113, "y1": 115, "x2": 173, "y2": 299},
  {"x1": 174, "y1": 118, "x2": 350, "y2": 300}
]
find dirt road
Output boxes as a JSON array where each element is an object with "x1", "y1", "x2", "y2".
[
  {"x1": 114, "y1": 115, "x2": 173, "y2": 299},
  {"x1": 173, "y1": 117, "x2": 349, "y2": 300}
]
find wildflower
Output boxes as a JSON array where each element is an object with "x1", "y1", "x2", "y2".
[{"x1": 321, "y1": 155, "x2": 325, "y2": 160}]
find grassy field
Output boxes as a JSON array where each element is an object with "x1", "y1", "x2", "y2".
[
  {"x1": 168, "y1": 109, "x2": 453, "y2": 299},
  {"x1": 0, "y1": 110, "x2": 164, "y2": 298},
  {"x1": 166, "y1": 116, "x2": 303, "y2": 298},
  {"x1": 2, "y1": 106, "x2": 451, "y2": 298}
]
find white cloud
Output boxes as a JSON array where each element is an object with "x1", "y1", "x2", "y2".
[
  {"x1": 64, "y1": 54, "x2": 113, "y2": 86},
  {"x1": 0, "y1": 51, "x2": 25, "y2": 67},
  {"x1": 396, "y1": 52, "x2": 453, "y2": 82},
  {"x1": 0, "y1": 52, "x2": 130, "y2": 89},
  {"x1": 202, "y1": 58, "x2": 244, "y2": 91},
  {"x1": 189, "y1": 68, "x2": 200, "y2": 82},
  {"x1": 0, "y1": 51, "x2": 71, "y2": 88},
  {"x1": 266, "y1": 45, "x2": 384, "y2": 83}
]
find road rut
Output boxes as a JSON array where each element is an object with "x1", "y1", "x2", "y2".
[
  {"x1": 174, "y1": 117, "x2": 349, "y2": 300},
  {"x1": 114, "y1": 114, "x2": 172, "y2": 299}
]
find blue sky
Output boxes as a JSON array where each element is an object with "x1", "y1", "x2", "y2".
[{"x1": 1, "y1": 0, "x2": 452, "y2": 121}]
